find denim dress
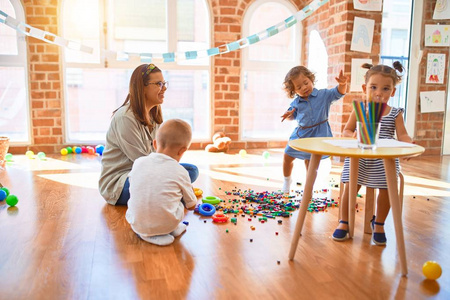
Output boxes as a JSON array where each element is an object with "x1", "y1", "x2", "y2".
[{"x1": 284, "y1": 87, "x2": 344, "y2": 160}]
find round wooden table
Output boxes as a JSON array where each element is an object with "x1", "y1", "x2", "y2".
[{"x1": 287, "y1": 137, "x2": 425, "y2": 276}]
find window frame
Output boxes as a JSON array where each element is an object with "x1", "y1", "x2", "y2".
[
  {"x1": 240, "y1": 0, "x2": 301, "y2": 141},
  {"x1": 60, "y1": 0, "x2": 212, "y2": 144},
  {"x1": 0, "y1": 0, "x2": 30, "y2": 145}
]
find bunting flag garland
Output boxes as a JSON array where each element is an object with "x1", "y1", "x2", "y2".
[{"x1": 0, "y1": 0, "x2": 329, "y2": 63}]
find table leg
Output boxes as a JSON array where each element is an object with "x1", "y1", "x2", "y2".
[
  {"x1": 288, "y1": 154, "x2": 322, "y2": 260},
  {"x1": 348, "y1": 157, "x2": 359, "y2": 238},
  {"x1": 384, "y1": 158, "x2": 408, "y2": 276}
]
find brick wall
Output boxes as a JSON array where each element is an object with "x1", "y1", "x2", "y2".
[
  {"x1": 301, "y1": 0, "x2": 383, "y2": 140},
  {"x1": 10, "y1": 0, "x2": 63, "y2": 154},
  {"x1": 414, "y1": 0, "x2": 448, "y2": 155},
  {"x1": 6, "y1": 0, "x2": 445, "y2": 155}
]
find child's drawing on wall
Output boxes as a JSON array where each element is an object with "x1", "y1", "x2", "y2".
[
  {"x1": 426, "y1": 53, "x2": 446, "y2": 84},
  {"x1": 350, "y1": 17, "x2": 375, "y2": 53}
]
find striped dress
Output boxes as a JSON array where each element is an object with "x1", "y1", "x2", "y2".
[{"x1": 340, "y1": 107, "x2": 403, "y2": 189}]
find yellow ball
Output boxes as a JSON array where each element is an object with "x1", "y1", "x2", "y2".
[
  {"x1": 60, "y1": 148, "x2": 68, "y2": 156},
  {"x1": 423, "y1": 261, "x2": 442, "y2": 280},
  {"x1": 25, "y1": 150, "x2": 34, "y2": 159},
  {"x1": 239, "y1": 149, "x2": 247, "y2": 157}
]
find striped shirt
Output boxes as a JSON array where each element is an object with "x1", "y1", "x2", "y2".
[{"x1": 341, "y1": 107, "x2": 403, "y2": 189}]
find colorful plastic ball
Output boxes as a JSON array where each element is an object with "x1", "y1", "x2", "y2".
[
  {"x1": 423, "y1": 261, "x2": 442, "y2": 280},
  {"x1": 66, "y1": 147, "x2": 73, "y2": 154},
  {"x1": 74, "y1": 147, "x2": 82, "y2": 154},
  {"x1": 262, "y1": 151, "x2": 270, "y2": 159},
  {"x1": 86, "y1": 146, "x2": 95, "y2": 155},
  {"x1": 0, "y1": 190, "x2": 6, "y2": 201},
  {"x1": 6, "y1": 194, "x2": 18, "y2": 207},
  {"x1": 37, "y1": 152, "x2": 46, "y2": 159},
  {"x1": 1, "y1": 187, "x2": 10, "y2": 196},
  {"x1": 60, "y1": 148, "x2": 68, "y2": 156},
  {"x1": 5, "y1": 153, "x2": 13, "y2": 161},
  {"x1": 25, "y1": 150, "x2": 35, "y2": 159},
  {"x1": 239, "y1": 149, "x2": 247, "y2": 157},
  {"x1": 81, "y1": 146, "x2": 88, "y2": 153},
  {"x1": 95, "y1": 144, "x2": 105, "y2": 155}
]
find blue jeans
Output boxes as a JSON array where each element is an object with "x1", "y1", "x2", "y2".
[{"x1": 115, "y1": 163, "x2": 199, "y2": 206}]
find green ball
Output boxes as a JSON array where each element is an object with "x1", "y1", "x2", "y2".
[
  {"x1": 6, "y1": 194, "x2": 18, "y2": 207},
  {"x1": 1, "y1": 187, "x2": 10, "y2": 196},
  {"x1": 37, "y1": 152, "x2": 46, "y2": 159},
  {"x1": 5, "y1": 153, "x2": 13, "y2": 161},
  {"x1": 262, "y1": 151, "x2": 270, "y2": 159}
]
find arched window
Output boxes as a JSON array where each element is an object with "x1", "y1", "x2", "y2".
[
  {"x1": 0, "y1": 0, "x2": 29, "y2": 143},
  {"x1": 308, "y1": 30, "x2": 328, "y2": 89},
  {"x1": 241, "y1": 0, "x2": 300, "y2": 140},
  {"x1": 61, "y1": 0, "x2": 211, "y2": 142}
]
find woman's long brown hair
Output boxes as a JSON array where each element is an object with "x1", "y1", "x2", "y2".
[{"x1": 113, "y1": 64, "x2": 163, "y2": 131}]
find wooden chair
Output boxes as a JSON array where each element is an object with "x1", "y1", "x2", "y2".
[{"x1": 338, "y1": 171, "x2": 404, "y2": 234}]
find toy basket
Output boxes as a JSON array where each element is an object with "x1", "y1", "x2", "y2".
[{"x1": 0, "y1": 136, "x2": 10, "y2": 167}]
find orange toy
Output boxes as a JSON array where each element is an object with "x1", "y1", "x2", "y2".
[{"x1": 205, "y1": 132, "x2": 231, "y2": 153}]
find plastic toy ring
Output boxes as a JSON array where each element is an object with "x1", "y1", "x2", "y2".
[
  {"x1": 212, "y1": 212, "x2": 229, "y2": 223},
  {"x1": 198, "y1": 203, "x2": 216, "y2": 216},
  {"x1": 202, "y1": 196, "x2": 221, "y2": 205}
]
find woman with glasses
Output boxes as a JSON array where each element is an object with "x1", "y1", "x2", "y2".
[{"x1": 99, "y1": 64, "x2": 199, "y2": 205}]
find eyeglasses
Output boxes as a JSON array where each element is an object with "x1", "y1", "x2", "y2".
[
  {"x1": 141, "y1": 64, "x2": 156, "y2": 78},
  {"x1": 145, "y1": 81, "x2": 169, "y2": 89}
]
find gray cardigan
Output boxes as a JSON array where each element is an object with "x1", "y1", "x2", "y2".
[{"x1": 99, "y1": 104, "x2": 159, "y2": 205}]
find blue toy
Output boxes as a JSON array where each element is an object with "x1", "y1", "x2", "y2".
[
  {"x1": 0, "y1": 190, "x2": 6, "y2": 201},
  {"x1": 198, "y1": 203, "x2": 216, "y2": 216},
  {"x1": 96, "y1": 144, "x2": 105, "y2": 155}
]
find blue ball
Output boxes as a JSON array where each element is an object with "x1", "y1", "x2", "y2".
[
  {"x1": 75, "y1": 147, "x2": 82, "y2": 154},
  {"x1": 0, "y1": 190, "x2": 6, "y2": 201},
  {"x1": 95, "y1": 144, "x2": 105, "y2": 155}
]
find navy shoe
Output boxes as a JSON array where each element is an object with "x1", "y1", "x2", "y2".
[
  {"x1": 332, "y1": 220, "x2": 349, "y2": 241},
  {"x1": 371, "y1": 215, "x2": 387, "y2": 245}
]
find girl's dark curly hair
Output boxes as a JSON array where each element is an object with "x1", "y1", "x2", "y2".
[{"x1": 283, "y1": 66, "x2": 316, "y2": 98}]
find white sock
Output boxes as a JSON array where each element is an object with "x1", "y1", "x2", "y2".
[
  {"x1": 141, "y1": 234, "x2": 174, "y2": 246},
  {"x1": 282, "y1": 176, "x2": 292, "y2": 193},
  {"x1": 170, "y1": 223, "x2": 187, "y2": 237}
]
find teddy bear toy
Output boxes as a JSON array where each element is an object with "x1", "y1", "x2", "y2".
[{"x1": 205, "y1": 132, "x2": 231, "y2": 153}]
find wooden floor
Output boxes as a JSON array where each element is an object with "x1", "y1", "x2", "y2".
[{"x1": 0, "y1": 149, "x2": 449, "y2": 299}]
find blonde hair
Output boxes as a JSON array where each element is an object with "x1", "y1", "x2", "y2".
[
  {"x1": 283, "y1": 66, "x2": 316, "y2": 98},
  {"x1": 156, "y1": 119, "x2": 192, "y2": 149},
  {"x1": 362, "y1": 61, "x2": 404, "y2": 86},
  {"x1": 113, "y1": 64, "x2": 163, "y2": 131}
]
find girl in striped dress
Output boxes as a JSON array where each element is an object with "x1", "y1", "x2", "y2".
[{"x1": 332, "y1": 62, "x2": 413, "y2": 245}]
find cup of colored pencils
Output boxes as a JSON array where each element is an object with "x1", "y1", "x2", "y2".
[{"x1": 353, "y1": 101, "x2": 386, "y2": 150}]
